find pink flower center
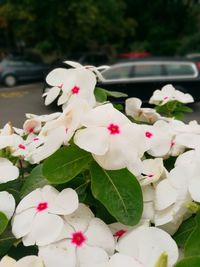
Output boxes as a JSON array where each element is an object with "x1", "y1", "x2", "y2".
[
  {"x1": 164, "y1": 96, "x2": 168, "y2": 100},
  {"x1": 71, "y1": 86, "x2": 80, "y2": 94},
  {"x1": 114, "y1": 229, "x2": 127, "y2": 238},
  {"x1": 145, "y1": 131, "x2": 153, "y2": 138},
  {"x1": 36, "y1": 202, "x2": 48, "y2": 212},
  {"x1": 71, "y1": 231, "x2": 86, "y2": 247},
  {"x1": 107, "y1": 123, "x2": 120, "y2": 135},
  {"x1": 28, "y1": 127, "x2": 34, "y2": 133},
  {"x1": 33, "y1": 137, "x2": 39, "y2": 141},
  {"x1": 148, "y1": 174, "x2": 154, "y2": 178},
  {"x1": 18, "y1": 144, "x2": 26, "y2": 150}
]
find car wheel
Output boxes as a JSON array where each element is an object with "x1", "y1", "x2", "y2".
[{"x1": 4, "y1": 75, "x2": 17, "y2": 87}]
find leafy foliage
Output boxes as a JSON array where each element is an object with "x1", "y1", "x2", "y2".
[{"x1": 90, "y1": 161, "x2": 143, "y2": 225}]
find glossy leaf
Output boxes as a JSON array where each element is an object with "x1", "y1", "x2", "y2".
[
  {"x1": 43, "y1": 146, "x2": 93, "y2": 184},
  {"x1": 0, "y1": 212, "x2": 8, "y2": 235},
  {"x1": 20, "y1": 164, "x2": 49, "y2": 198},
  {"x1": 173, "y1": 216, "x2": 196, "y2": 248},
  {"x1": 94, "y1": 87, "x2": 107, "y2": 102},
  {"x1": 90, "y1": 162, "x2": 143, "y2": 225},
  {"x1": 0, "y1": 228, "x2": 16, "y2": 257},
  {"x1": 174, "y1": 256, "x2": 200, "y2": 267},
  {"x1": 184, "y1": 212, "x2": 200, "y2": 257}
]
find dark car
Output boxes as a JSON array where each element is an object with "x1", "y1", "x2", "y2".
[
  {"x1": 0, "y1": 55, "x2": 50, "y2": 87},
  {"x1": 99, "y1": 57, "x2": 200, "y2": 103}
]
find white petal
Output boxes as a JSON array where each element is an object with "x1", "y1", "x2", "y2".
[
  {"x1": 155, "y1": 179, "x2": 177, "y2": 210},
  {"x1": 16, "y1": 256, "x2": 44, "y2": 267},
  {"x1": 0, "y1": 163, "x2": 19, "y2": 183},
  {"x1": 189, "y1": 178, "x2": 200, "y2": 202},
  {"x1": 109, "y1": 253, "x2": 142, "y2": 267},
  {"x1": 64, "y1": 60, "x2": 83, "y2": 68},
  {"x1": 0, "y1": 191, "x2": 15, "y2": 219},
  {"x1": 46, "y1": 68, "x2": 69, "y2": 86},
  {"x1": 77, "y1": 244, "x2": 109, "y2": 266},
  {"x1": 12, "y1": 208, "x2": 36, "y2": 238},
  {"x1": 64, "y1": 203, "x2": 94, "y2": 232},
  {"x1": 49, "y1": 188, "x2": 79, "y2": 215},
  {"x1": 32, "y1": 212, "x2": 64, "y2": 246},
  {"x1": 85, "y1": 218, "x2": 115, "y2": 255},
  {"x1": 39, "y1": 244, "x2": 76, "y2": 267},
  {"x1": 117, "y1": 226, "x2": 178, "y2": 267},
  {"x1": 28, "y1": 127, "x2": 66, "y2": 163},
  {"x1": 16, "y1": 188, "x2": 42, "y2": 213},
  {"x1": 74, "y1": 127, "x2": 109, "y2": 155},
  {"x1": 0, "y1": 256, "x2": 16, "y2": 267},
  {"x1": 44, "y1": 87, "x2": 61, "y2": 105}
]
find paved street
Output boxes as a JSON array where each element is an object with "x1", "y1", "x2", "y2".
[
  {"x1": 0, "y1": 82, "x2": 200, "y2": 128},
  {"x1": 0, "y1": 82, "x2": 58, "y2": 128}
]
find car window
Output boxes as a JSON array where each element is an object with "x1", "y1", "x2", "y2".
[
  {"x1": 102, "y1": 65, "x2": 132, "y2": 79},
  {"x1": 165, "y1": 64, "x2": 195, "y2": 76},
  {"x1": 132, "y1": 64, "x2": 162, "y2": 77}
]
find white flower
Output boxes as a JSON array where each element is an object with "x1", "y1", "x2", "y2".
[
  {"x1": 137, "y1": 158, "x2": 165, "y2": 186},
  {"x1": 74, "y1": 103, "x2": 148, "y2": 175},
  {"x1": 0, "y1": 191, "x2": 15, "y2": 219},
  {"x1": 39, "y1": 204, "x2": 115, "y2": 267},
  {"x1": 12, "y1": 185, "x2": 79, "y2": 246},
  {"x1": 125, "y1": 97, "x2": 161, "y2": 124},
  {"x1": 23, "y1": 118, "x2": 42, "y2": 134},
  {"x1": 154, "y1": 165, "x2": 192, "y2": 234},
  {"x1": 44, "y1": 67, "x2": 96, "y2": 107},
  {"x1": 0, "y1": 255, "x2": 44, "y2": 267},
  {"x1": 143, "y1": 120, "x2": 174, "y2": 157},
  {"x1": 26, "y1": 99, "x2": 90, "y2": 164},
  {"x1": 116, "y1": 226, "x2": 179, "y2": 267},
  {"x1": 0, "y1": 158, "x2": 19, "y2": 183},
  {"x1": 149, "y1": 84, "x2": 194, "y2": 105}
]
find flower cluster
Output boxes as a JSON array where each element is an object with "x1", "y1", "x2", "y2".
[{"x1": 0, "y1": 62, "x2": 199, "y2": 267}]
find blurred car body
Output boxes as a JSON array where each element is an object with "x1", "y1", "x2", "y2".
[
  {"x1": 99, "y1": 58, "x2": 200, "y2": 102},
  {"x1": 0, "y1": 55, "x2": 49, "y2": 87}
]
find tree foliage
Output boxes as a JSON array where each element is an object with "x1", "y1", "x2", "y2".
[{"x1": 0, "y1": 0, "x2": 200, "y2": 57}]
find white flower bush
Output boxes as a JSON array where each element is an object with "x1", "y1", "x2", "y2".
[{"x1": 0, "y1": 61, "x2": 200, "y2": 267}]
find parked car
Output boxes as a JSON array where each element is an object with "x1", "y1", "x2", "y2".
[
  {"x1": 99, "y1": 57, "x2": 200, "y2": 103},
  {"x1": 0, "y1": 55, "x2": 50, "y2": 87}
]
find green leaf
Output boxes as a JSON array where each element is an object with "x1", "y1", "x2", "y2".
[
  {"x1": 0, "y1": 212, "x2": 8, "y2": 235},
  {"x1": 184, "y1": 212, "x2": 200, "y2": 257},
  {"x1": 174, "y1": 256, "x2": 200, "y2": 267},
  {"x1": 90, "y1": 162, "x2": 143, "y2": 225},
  {"x1": 20, "y1": 164, "x2": 49, "y2": 198},
  {"x1": 43, "y1": 146, "x2": 93, "y2": 184},
  {"x1": 94, "y1": 87, "x2": 107, "y2": 102},
  {"x1": 0, "y1": 228, "x2": 16, "y2": 257},
  {"x1": 94, "y1": 87, "x2": 128, "y2": 103},
  {"x1": 173, "y1": 216, "x2": 196, "y2": 248},
  {"x1": 101, "y1": 88, "x2": 128, "y2": 98}
]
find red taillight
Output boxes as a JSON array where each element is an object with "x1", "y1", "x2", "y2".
[{"x1": 195, "y1": 62, "x2": 200, "y2": 69}]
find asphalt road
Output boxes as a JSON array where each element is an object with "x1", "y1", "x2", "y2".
[
  {"x1": 0, "y1": 82, "x2": 200, "y2": 128},
  {"x1": 0, "y1": 82, "x2": 58, "y2": 128}
]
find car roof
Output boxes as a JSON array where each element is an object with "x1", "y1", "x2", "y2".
[{"x1": 114, "y1": 56, "x2": 193, "y2": 63}]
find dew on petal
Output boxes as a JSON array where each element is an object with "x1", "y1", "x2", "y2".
[
  {"x1": 145, "y1": 131, "x2": 153, "y2": 138},
  {"x1": 36, "y1": 202, "x2": 48, "y2": 212},
  {"x1": 71, "y1": 86, "x2": 80, "y2": 94},
  {"x1": 107, "y1": 123, "x2": 120, "y2": 135},
  {"x1": 71, "y1": 231, "x2": 86, "y2": 247}
]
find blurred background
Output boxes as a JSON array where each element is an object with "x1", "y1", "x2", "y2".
[
  {"x1": 1, "y1": 0, "x2": 200, "y2": 127},
  {"x1": 1, "y1": 0, "x2": 200, "y2": 64}
]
